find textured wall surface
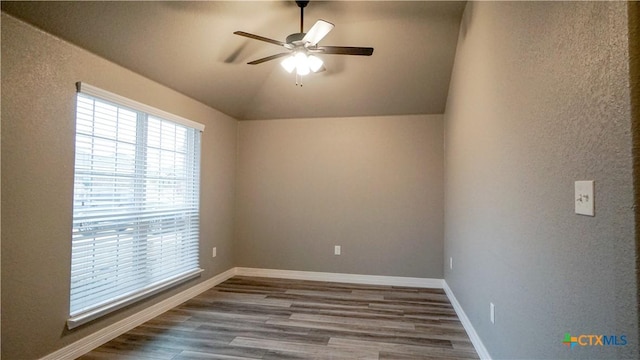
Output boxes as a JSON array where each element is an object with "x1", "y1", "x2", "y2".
[
  {"x1": 1, "y1": 14, "x2": 237, "y2": 359},
  {"x1": 630, "y1": 2, "x2": 640, "y2": 351},
  {"x1": 236, "y1": 115, "x2": 444, "y2": 278},
  {"x1": 444, "y1": 2, "x2": 637, "y2": 359}
]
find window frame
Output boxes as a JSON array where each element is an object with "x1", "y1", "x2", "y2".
[{"x1": 67, "y1": 82, "x2": 205, "y2": 329}]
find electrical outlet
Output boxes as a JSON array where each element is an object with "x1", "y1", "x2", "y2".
[
  {"x1": 449, "y1": 257, "x2": 453, "y2": 270},
  {"x1": 212, "y1": 247, "x2": 217, "y2": 258},
  {"x1": 334, "y1": 245, "x2": 341, "y2": 255},
  {"x1": 490, "y1": 302, "x2": 495, "y2": 324}
]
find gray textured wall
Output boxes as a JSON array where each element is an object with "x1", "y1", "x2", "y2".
[
  {"x1": 1, "y1": 14, "x2": 237, "y2": 359},
  {"x1": 630, "y1": 1, "x2": 640, "y2": 352},
  {"x1": 444, "y1": 2, "x2": 638, "y2": 359},
  {"x1": 236, "y1": 115, "x2": 444, "y2": 278}
]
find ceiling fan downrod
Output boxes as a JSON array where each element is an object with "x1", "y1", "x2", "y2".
[{"x1": 296, "y1": 0, "x2": 309, "y2": 33}]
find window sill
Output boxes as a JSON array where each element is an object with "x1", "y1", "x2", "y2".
[{"x1": 67, "y1": 268, "x2": 203, "y2": 330}]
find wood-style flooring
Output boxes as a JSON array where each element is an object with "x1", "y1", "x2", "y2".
[{"x1": 78, "y1": 276, "x2": 479, "y2": 360}]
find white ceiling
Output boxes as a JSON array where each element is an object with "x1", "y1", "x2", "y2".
[{"x1": 2, "y1": 1, "x2": 465, "y2": 120}]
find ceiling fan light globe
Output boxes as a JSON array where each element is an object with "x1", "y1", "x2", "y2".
[
  {"x1": 281, "y1": 56, "x2": 296, "y2": 73},
  {"x1": 308, "y1": 55, "x2": 324, "y2": 72},
  {"x1": 294, "y1": 51, "x2": 308, "y2": 64},
  {"x1": 296, "y1": 63, "x2": 311, "y2": 76},
  {"x1": 294, "y1": 52, "x2": 311, "y2": 76}
]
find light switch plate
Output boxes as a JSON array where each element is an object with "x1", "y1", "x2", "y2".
[
  {"x1": 575, "y1": 180, "x2": 594, "y2": 216},
  {"x1": 490, "y1": 302, "x2": 495, "y2": 324}
]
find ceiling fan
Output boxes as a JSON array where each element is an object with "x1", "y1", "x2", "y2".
[{"x1": 233, "y1": 0, "x2": 374, "y2": 85}]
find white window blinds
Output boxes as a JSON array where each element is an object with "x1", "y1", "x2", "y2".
[{"x1": 68, "y1": 83, "x2": 204, "y2": 329}]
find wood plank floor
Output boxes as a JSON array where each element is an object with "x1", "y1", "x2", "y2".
[{"x1": 78, "y1": 276, "x2": 479, "y2": 360}]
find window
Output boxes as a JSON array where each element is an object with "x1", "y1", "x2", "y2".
[{"x1": 68, "y1": 83, "x2": 204, "y2": 329}]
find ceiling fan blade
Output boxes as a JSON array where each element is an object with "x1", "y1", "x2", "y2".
[
  {"x1": 313, "y1": 46, "x2": 374, "y2": 56},
  {"x1": 313, "y1": 65, "x2": 327, "y2": 73},
  {"x1": 234, "y1": 31, "x2": 285, "y2": 47},
  {"x1": 302, "y1": 20, "x2": 334, "y2": 46},
  {"x1": 247, "y1": 52, "x2": 291, "y2": 65}
]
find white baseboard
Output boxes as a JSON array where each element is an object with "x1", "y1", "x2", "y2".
[
  {"x1": 443, "y1": 280, "x2": 492, "y2": 360},
  {"x1": 40, "y1": 268, "x2": 236, "y2": 360},
  {"x1": 235, "y1": 267, "x2": 444, "y2": 288}
]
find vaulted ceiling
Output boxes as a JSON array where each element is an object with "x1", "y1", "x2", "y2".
[{"x1": 2, "y1": 1, "x2": 465, "y2": 120}]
